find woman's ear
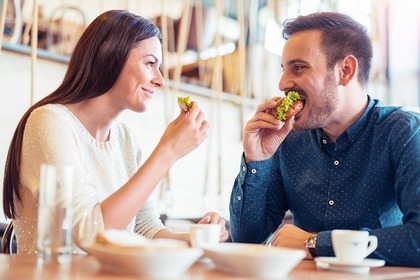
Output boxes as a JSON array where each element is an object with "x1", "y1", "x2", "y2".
[{"x1": 339, "y1": 55, "x2": 357, "y2": 86}]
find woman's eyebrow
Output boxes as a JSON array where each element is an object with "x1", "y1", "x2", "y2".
[{"x1": 144, "y1": 54, "x2": 159, "y2": 62}]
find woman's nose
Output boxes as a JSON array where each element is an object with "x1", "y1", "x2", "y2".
[{"x1": 153, "y1": 70, "x2": 165, "y2": 87}]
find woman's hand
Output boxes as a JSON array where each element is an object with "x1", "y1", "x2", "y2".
[
  {"x1": 198, "y1": 212, "x2": 229, "y2": 242},
  {"x1": 156, "y1": 101, "x2": 209, "y2": 163},
  {"x1": 243, "y1": 98, "x2": 294, "y2": 162}
]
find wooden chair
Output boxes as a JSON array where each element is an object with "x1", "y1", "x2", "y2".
[{"x1": 1, "y1": 221, "x2": 16, "y2": 254}]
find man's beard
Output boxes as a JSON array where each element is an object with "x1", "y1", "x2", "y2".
[{"x1": 294, "y1": 71, "x2": 338, "y2": 131}]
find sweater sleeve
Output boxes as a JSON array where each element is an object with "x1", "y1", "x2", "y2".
[{"x1": 134, "y1": 200, "x2": 166, "y2": 238}]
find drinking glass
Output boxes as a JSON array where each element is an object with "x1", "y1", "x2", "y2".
[{"x1": 37, "y1": 164, "x2": 74, "y2": 264}]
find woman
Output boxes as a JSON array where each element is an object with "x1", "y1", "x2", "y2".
[{"x1": 3, "y1": 10, "x2": 228, "y2": 254}]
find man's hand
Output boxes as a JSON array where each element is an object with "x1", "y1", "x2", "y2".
[
  {"x1": 243, "y1": 98, "x2": 294, "y2": 162},
  {"x1": 271, "y1": 224, "x2": 314, "y2": 259}
]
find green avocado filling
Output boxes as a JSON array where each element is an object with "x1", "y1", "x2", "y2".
[
  {"x1": 275, "y1": 91, "x2": 301, "y2": 121},
  {"x1": 178, "y1": 96, "x2": 192, "y2": 109}
]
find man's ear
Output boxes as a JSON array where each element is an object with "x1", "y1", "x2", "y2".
[{"x1": 339, "y1": 55, "x2": 357, "y2": 86}]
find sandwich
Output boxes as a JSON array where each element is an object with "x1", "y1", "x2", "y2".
[
  {"x1": 177, "y1": 96, "x2": 192, "y2": 112},
  {"x1": 95, "y1": 229, "x2": 188, "y2": 251},
  {"x1": 273, "y1": 91, "x2": 304, "y2": 121}
]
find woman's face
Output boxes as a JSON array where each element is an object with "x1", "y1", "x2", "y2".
[{"x1": 108, "y1": 36, "x2": 165, "y2": 113}]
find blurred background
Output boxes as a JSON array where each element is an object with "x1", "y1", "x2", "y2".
[{"x1": 0, "y1": 0, "x2": 419, "y2": 225}]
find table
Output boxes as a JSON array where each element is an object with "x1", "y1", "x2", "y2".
[{"x1": 0, "y1": 254, "x2": 419, "y2": 280}]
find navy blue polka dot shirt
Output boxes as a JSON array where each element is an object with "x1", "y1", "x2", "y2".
[{"x1": 229, "y1": 97, "x2": 420, "y2": 267}]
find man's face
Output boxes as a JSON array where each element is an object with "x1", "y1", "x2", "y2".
[{"x1": 279, "y1": 30, "x2": 339, "y2": 131}]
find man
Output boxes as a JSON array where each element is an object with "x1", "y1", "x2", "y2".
[{"x1": 229, "y1": 12, "x2": 420, "y2": 267}]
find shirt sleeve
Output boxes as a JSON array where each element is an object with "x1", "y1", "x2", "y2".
[{"x1": 229, "y1": 152, "x2": 288, "y2": 243}]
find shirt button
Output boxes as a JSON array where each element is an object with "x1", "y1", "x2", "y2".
[
  {"x1": 322, "y1": 139, "x2": 327, "y2": 144},
  {"x1": 329, "y1": 200, "x2": 335, "y2": 206},
  {"x1": 242, "y1": 166, "x2": 246, "y2": 172},
  {"x1": 333, "y1": 160, "x2": 340, "y2": 166},
  {"x1": 237, "y1": 196, "x2": 241, "y2": 201},
  {"x1": 251, "y1": 169, "x2": 257, "y2": 174}
]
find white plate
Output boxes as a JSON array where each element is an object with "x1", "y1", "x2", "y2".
[
  {"x1": 314, "y1": 257, "x2": 385, "y2": 274},
  {"x1": 83, "y1": 242, "x2": 203, "y2": 279},
  {"x1": 203, "y1": 243, "x2": 306, "y2": 279}
]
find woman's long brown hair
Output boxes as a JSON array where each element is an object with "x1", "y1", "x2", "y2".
[{"x1": 3, "y1": 10, "x2": 162, "y2": 219}]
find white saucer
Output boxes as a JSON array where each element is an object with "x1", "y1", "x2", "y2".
[{"x1": 314, "y1": 257, "x2": 385, "y2": 274}]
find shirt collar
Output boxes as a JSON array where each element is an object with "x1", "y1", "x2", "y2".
[
  {"x1": 345, "y1": 96, "x2": 376, "y2": 144},
  {"x1": 315, "y1": 96, "x2": 376, "y2": 145}
]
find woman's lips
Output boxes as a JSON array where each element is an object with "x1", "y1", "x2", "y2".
[{"x1": 142, "y1": 88, "x2": 154, "y2": 97}]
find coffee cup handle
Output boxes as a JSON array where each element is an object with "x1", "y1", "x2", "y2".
[{"x1": 364, "y1": 235, "x2": 378, "y2": 258}]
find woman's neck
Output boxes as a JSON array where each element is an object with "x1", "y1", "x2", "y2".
[{"x1": 65, "y1": 98, "x2": 119, "y2": 142}]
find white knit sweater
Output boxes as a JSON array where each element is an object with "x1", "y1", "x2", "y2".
[{"x1": 15, "y1": 104, "x2": 166, "y2": 254}]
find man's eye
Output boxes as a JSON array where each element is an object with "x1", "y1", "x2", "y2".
[{"x1": 295, "y1": 65, "x2": 305, "y2": 71}]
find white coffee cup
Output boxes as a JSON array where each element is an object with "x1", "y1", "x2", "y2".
[
  {"x1": 37, "y1": 164, "x2": 74, "y2": 264},
  {"x1": 332, "y1": 229, "x2": 378, "y2": 264},
  {"x1": 189, "y1": 224, "x2": 221, "y2": 248}
]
